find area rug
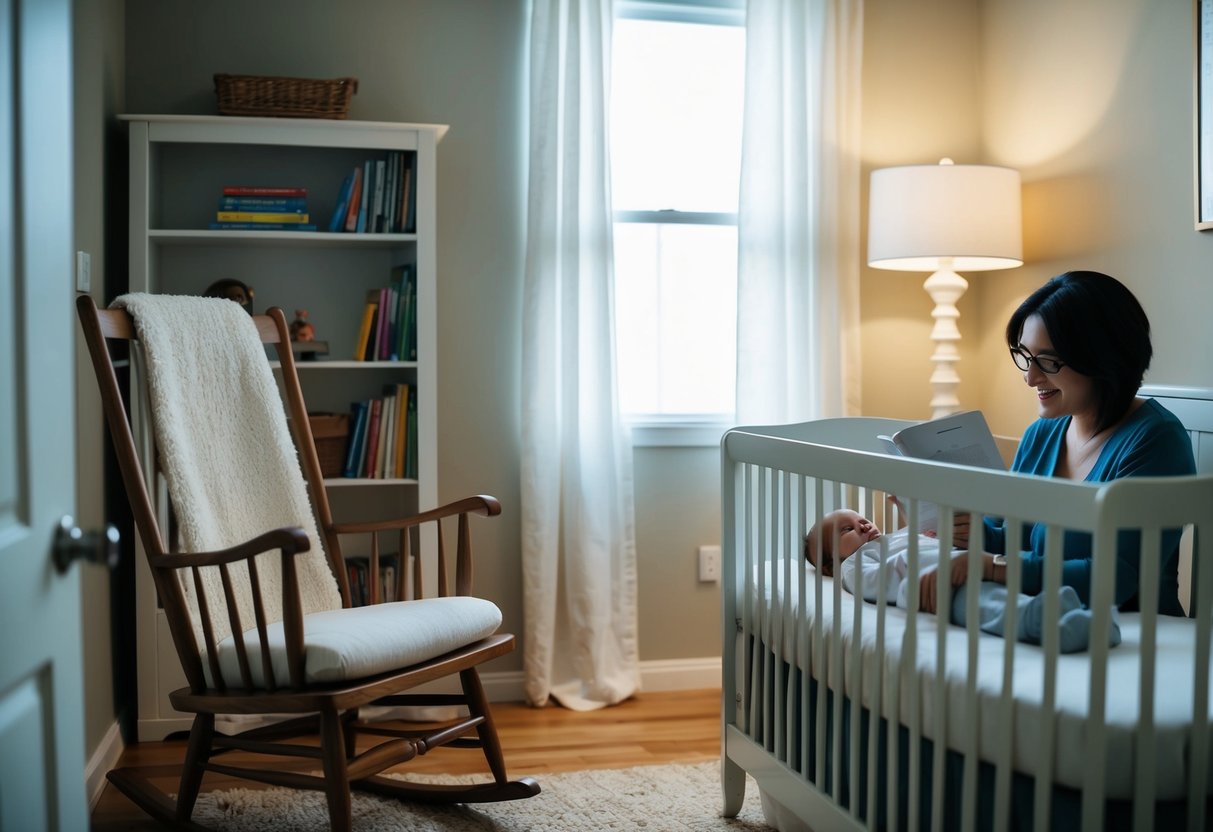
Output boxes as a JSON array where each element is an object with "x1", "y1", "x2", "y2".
[{"x1": 190, "y1": 760, "x2": 773, "y2": 831}]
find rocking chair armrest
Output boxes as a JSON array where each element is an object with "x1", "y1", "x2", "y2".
[
  {"x1": 146, "y1": 527, "x2": 311, "y2": 569},
  {"x1": 329, "y1": 495, "x2": 501, "y2": 536}
]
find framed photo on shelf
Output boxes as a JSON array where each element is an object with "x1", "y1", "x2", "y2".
[{"x1": 1199, "y1": 0, "x2": 1213, "y2": 230}]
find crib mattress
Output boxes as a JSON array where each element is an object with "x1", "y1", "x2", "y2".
[{"x1": 743, "y1": 561, "x2": 1213, "y2": 800}]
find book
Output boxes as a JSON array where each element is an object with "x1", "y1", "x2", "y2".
[
  {"x1": 405, "y1": 388, "x2": 418, "y2": 479},
  {"x1": 356, "y1": 160, "x2": 372, "y2": 233},
  {"x1": 380, "y1": 388, "x2": 395, "y2": 480},
  {"x1": 394, "y1": 383, "x2": 408, "y2": 478},
  {"x1": 222, "y1": 185, "x2": 307, "y2": 197},
  {"x1": 378, "y1": 390, "x2": 395, "y2": 478},
  {"x1": 327, "y1": 171, "x2": 355, "y2": 232},
  {"x1": 877, "y1": 410, "x2": 1005, "y2": 533},
  {"x1": 218, "y1": 196, "x2": 308, "y2": 211},
  {"x1": 216, "y1": 211, "x2": 311, "y2": 223},
  {"x1": 209, "y1": 222, "x2": 318, "y2": 231},
  {"x1": 342, "y1": 401, "x2": 369, "y2": 478},
  {"x1": 403, "y1": 152, "x2": 417, "y2": 232},
  {"x1": 372, "y1": 159, "x2": 386, "y2": 233},
  {"x1": 362, "y1": 398, "x2": 382, "y2": 478},
  {"x1": 343, "y1": 166, "x2": 363, "y2": 232},
  {"x1": 878, "y1": 410, "x2": 1005, "y2": 470},
  {"x1": 353, "y1": 295, "x2": 377, "y2": 360}
]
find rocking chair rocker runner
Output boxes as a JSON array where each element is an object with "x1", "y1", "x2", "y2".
[{"x1": 78, "y1": 294, "x2": 539, "y2": 831}]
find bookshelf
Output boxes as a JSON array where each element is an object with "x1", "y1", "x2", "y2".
[{"x1": 121, "y1": 114, "x2": 447, "y2": 739}]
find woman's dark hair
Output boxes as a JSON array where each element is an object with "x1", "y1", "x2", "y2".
[{"x1": 1005, "y1": 270, "x2": 1151, "y2": 435}]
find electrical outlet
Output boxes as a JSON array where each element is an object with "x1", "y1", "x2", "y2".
[
  {"x1": 75, "y1": 250, "x2": 91, "y2": 292},
  {"x1": 697, "y1": 545, "x2": 721, "y2": 583}
]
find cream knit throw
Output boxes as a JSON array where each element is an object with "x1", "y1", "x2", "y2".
[{"x1": 114, "y1": 294, "x2": 342, "y2": 657}]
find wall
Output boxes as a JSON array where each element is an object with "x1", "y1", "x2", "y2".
[
  {"x1": 976, "y1": 0, "x2": 1213, "y2": 438},
  {"x1": 74, "y1": 0, "x2": 125, "y2": 759}
]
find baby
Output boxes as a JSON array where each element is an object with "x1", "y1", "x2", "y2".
[{"x1": 804, "y1": 509, "x2": 1119, "y2": 653}]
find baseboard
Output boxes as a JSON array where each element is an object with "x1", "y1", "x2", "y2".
[
  {"x1": 85, "y1": 719, "x2": 124, "y2": 809},
  {"x1": 637, "y1": 657, "x2": 722, "y2": 692},
  {"x1": 476, "y1": 657, "x2": 722, "y2": 702}
]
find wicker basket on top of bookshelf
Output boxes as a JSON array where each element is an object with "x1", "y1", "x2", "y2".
[{"x1": 214, "y1": 74, "x2": 358, "y2": 119}]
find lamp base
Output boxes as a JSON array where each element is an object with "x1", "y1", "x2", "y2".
[{"x1": 923, "y1": 268, "x2": 968, "y2": 419}]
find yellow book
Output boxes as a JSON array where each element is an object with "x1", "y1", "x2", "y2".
[
  {"x1": 215, "y1": 211, "x2": 310, "y2": 223},
  {"x1": 354, "y1": 300, "x2": 377, "y2": 360},
  {"x1": 395, "y1": 384, "x2": 408, "y2": 478}
]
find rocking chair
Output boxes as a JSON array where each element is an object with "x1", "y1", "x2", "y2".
[{"x1": 77, "y1": 293, "x2": 539, "y2": 831}]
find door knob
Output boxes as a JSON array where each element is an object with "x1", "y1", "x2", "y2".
[{"x1": 53, "y1": 515, "x2": 120, "y2": 574}]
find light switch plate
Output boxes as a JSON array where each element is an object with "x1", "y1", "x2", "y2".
[{"x1": 75, "y1": 251, "x2": 91, "y2": 292}]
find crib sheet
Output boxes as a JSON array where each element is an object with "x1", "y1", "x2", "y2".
[{"x1": 743, "y1": 560, "x2": 1213, "y2": 800}]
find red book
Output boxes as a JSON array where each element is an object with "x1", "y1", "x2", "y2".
[
  {"x1": 362, "y1": 398, "x2": 382, "y2": 478},
  {"x1": 222, "y1": 185, "x2": 308, "y2": 197},
  {"x1": 343, "y1": 167, "x2": 363, "y2": 232}
]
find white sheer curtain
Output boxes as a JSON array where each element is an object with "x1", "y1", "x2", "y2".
[
  {"x1": 520, "y1": 0, "x2": 640, "y2": 711},
  {"x1": 735, "y1": 0, "x2": 864, "y2": 425}
]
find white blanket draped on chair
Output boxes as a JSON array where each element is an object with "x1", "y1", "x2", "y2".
[{"x1": 114, "y1": 293, "x2": 342, "y2": 648}]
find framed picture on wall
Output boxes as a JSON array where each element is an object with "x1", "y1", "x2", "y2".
[{"x1": 1199, "y1": 0, "x2": 1213, "y2": 230}]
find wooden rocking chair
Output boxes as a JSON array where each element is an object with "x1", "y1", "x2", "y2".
[{"x1": 77, "y1": 294, "x2": 539, "y2": 831}]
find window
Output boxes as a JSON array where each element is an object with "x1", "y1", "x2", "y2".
[{"x1": 610, "y1": 1, "x2": 744, "y2": 442}]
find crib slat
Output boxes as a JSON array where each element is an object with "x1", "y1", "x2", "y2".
[
  {"x1": 992, "y1": 519, "x2": 1025, "y2": 832},
  {"x1": 1130, "y1": 528, "x2": 1161, "y2": 832},
  {"x1": 959, "y1": 524, "x2": 983, "y2": 832},
  {"x1": 904, "y1": 499, "x2": 922, "y2": 832},
  {"x1": 1188, "y1": 520, "x2": 1212, "y2": 832},
  {"x1": 1079, "y1": 515, "x2": 1118, "y2": 832},
  {"x1": 1034, "y1": 525, "x2": 1064, "y2": 831},
  {"x1": 929, "y1": 509, "x2": 953, "y2": 832}
]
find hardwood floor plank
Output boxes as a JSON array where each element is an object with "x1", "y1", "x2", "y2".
[{"x1": 91, "y1": 688, "x2": 723, "y2": 829}]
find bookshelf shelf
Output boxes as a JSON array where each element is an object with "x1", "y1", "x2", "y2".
[
  {"x1": 149, "y1": 229, "x2": 419, "y2": 247},
  {"x1": 122, "y1": 114, "x2": 445, "y2": 740}
]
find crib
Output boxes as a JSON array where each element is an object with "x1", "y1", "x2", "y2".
[{"x1": 720, "y1": 386, "x2": 1213, "y2": 832}]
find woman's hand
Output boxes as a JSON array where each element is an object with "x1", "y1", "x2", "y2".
[{"x1": 917, "y1": 554, "x2": 990, "y2": 614}]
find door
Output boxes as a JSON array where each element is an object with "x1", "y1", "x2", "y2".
[{"x1": 0, "y1": 0, "x2": 87, "y2": 829}]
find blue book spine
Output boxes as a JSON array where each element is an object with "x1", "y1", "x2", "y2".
[
  {"x1": 343, "y1": 401, "x2": 369, "y2": 478},
  {"x1": 327, "y1": 171, "x2": 355, "y2": 232},
  {"x1": 217, "y1": 196, "x2": 308, "y2": 211}
]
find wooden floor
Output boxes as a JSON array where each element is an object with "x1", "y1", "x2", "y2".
[{"x1": 91, "y1": 687, "x2": 722, "y2": 830}]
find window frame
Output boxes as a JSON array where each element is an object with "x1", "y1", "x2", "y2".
[{"x1": 611, "y1": 0, "x2": 744, "y2": 446}]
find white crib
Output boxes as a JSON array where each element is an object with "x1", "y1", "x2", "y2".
[{"x1": 720, "y1": 386, "x2": 1213, "y2": 832}]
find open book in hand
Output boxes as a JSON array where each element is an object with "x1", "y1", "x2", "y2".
[{"x1": 877, "y1": 410, "x2": 1006, "y2": 533}]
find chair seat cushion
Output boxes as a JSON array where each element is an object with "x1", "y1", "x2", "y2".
[{"x1": 207, "y1": 596, "x2": 503, "y2": 689}]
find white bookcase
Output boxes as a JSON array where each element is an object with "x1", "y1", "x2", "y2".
[{"x1": 121, "y1": 114, "x2": 447, "y2": 739}]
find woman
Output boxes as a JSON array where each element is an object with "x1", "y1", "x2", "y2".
[{"x1": 925, "y1": 270, "x2": 1196, "y2": 616}]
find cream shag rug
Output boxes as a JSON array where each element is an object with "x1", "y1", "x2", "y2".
[{"x1": 191, "y1": 761, "x2": 773, "y2": 831}]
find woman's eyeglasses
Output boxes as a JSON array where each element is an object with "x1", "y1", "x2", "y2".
[{"x1": 1010, "y1": 347, "x2": 1065, "y2": 375}]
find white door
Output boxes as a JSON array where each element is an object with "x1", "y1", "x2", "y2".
[{"x1": 0, "y1": 0, "x2": 88, "y2": 829}]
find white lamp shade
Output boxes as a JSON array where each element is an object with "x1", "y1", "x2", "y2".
[{"x1": 867, "y1": 163, "x2": 1023, "y2": 272}]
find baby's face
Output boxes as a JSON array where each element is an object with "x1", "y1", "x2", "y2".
[
  {"x1": 812, "y1": 510, "x2": 881, "y2": 575},
  {"x1": 828, "y1": 510, "x2": 881, "y2": 558}
]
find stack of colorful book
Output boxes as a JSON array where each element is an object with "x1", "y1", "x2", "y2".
[
  {"x1": 352, "y1": 264, "x2": 417, "y2": 362},
  {"x1": 342, "y1": 384, "x2": 417, "y2": 480},
  {"x1": 326, "y1": 151, "x2": 417, "y2": 233},
  {"x1": 211, "y1": 185, "x2": 317, "y2": 231}
]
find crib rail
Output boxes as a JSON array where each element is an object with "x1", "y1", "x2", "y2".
[{"x1": 720, "y1": 418, "x2": 1213, "y2": 832}]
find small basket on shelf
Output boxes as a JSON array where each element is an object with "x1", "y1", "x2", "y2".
[
  {"x1": 214, "y1": 74, "x2": 358, "y2": 119},
  {"x1": 307, "y1": 413, "x2": 350, "y2": 478}
]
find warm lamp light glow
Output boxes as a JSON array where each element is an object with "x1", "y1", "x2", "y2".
[{"x1": 868, "y1": 159, "x2": 1023, "y2": 418}]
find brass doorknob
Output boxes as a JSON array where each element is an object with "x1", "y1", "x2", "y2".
[{"x1": 53, "y1": 515, "x2": 120, "y2": 574}]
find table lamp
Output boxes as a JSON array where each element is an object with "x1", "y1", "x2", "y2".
[{"x1": 867, "y1": 159, "x2": 1022, "y2": 418}]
